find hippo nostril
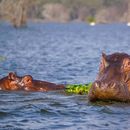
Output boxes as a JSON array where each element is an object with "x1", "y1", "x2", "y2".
[
  {"x1": 94, "y1": 81, "x2": 101, "y2": 89},
  {"x1": 106, "y1": 82, "x2": 116, "y2": 89},
  {"x1": 94, "y1": 81, "x2": 117, "y2": 89},
  {"x1": 95, "y1": 82, "x2": 99, "y2": 88},
  {"x1": 111, "y1": 83, "x2": 116, "y2": 89}
]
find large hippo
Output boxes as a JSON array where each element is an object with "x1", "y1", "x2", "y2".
[
  {"x1": 88, "y1": 52, "x2": 130, "y2": 102},
  {"x1": 19, "y1": 75, "x2": 65, "y2": 92},
  {"x1": 0, "y1": 72, "x2": 22, "y2": 90}
]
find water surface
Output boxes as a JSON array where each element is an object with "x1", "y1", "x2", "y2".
[{"x1": 0, "y1": 22, "x2": 130, "y2": 130}]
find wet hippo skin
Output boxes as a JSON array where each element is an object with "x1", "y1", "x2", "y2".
[
  {"x1": 0, "y1": 72, "x2": 22, "y2": 91},
  {"x1": 19, "y1": 75, "x2": 65, "y2": 92},
  {"x1": 88, "y1": 52, "x2": 130, "y2": 102}
]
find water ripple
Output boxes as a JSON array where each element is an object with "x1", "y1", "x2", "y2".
[{"x1": 0, "y1": 23, "x2": 130, "y2": 129}]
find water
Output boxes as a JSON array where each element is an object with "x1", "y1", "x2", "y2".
[{"x1": 0, "y1": 22, "x2": 130, "y2": 130}]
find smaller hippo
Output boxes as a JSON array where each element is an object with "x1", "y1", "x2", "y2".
[
  {"x1": 19, "y1": 75, "x2": 65, "y2": 92},
  {"x1": 0, "y1": 72, "x2": 22, "y2": 91}
]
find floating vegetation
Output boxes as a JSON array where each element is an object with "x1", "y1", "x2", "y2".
[
  {"x1": 0, "y1": 56, "x2": 6, "y2": 61},
  {"x1": 65, "y1": 83, "x2": 92, "y2": 95}
]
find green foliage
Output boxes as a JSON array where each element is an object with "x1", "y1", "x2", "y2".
[
  {"x1": 0, "y1": 56, "x2": 6, "y2": 61},
  {"x1": 87, "y1": 16, "x2": 95, "y2": 23},
  {"x1": 65, "y1": 83, "x2": 92, "y2": 95},
  {"x1": 0, "y1": 0, "x2": 129, "y2": 24}
]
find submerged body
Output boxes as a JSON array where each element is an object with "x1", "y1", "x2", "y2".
[
  {"x1": 0, "y1": 73, "x2": 65, "y2": 92},
  {"x1": 88, "y1": 52, "x2": 130, "y2": 102},
  {"x1": 19, "y1": 75, "x2": 65, "y2": 92}
]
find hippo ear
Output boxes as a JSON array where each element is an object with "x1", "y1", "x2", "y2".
[
  {"x1": 99, "y1": 53, "x2": 109, "y2": 72},
  {"x1": 102, "y1": 52, "x2": 106, "y2": 59},
  {"x1": 8, "y1": 72, "x2": 16, "y2": 80}
]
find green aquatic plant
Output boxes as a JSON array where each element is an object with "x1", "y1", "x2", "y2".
[
  {"x1": 66, "y1": 83, "x2": 92, "y2": 95},
  {"x1": 0, "y1": 56, "x2": 6, "y2": 61}
]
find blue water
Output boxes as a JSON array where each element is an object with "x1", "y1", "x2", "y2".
[{"x1": 0, "y1": 22, "x2": 130, "y2": 130}]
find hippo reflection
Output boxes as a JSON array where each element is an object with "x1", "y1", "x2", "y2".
[{"x1": 88, "y1": 52, "x2": 130, "y2": 102}]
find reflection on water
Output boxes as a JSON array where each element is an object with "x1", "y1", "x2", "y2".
[{"x1": 0, "y1": 22, "x2": 130, "y2": 129}]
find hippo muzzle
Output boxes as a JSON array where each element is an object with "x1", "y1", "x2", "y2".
[{"x1": 89, "y1": 80, "x2": 130, "y2": 102}]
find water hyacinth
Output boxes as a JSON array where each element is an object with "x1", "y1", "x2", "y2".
[{"x1": 65, "y1": 83, "x2": 92, "y2": 95}]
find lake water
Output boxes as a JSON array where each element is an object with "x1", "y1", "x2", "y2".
[{"x1": 0, "y1": 22, "x2": 130, "y2": 130}]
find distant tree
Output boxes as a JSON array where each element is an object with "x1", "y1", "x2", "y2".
[
  {"x1": 42, "y1": 3, "x2": 70, "y2": 22},
  {"x1": 0, "y1": 0, "x2": 130, "y2": 24},
  {"x1": 0, "y1": 0, "x2": 35, "y2": 27},
  {"x1": 103, "y1": 0, "x2": 122, "y2": 7},
  {"x1": 11, "y1": 0, "x2": 28, "y2": 28}
]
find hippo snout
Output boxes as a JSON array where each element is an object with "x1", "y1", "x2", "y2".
[
  {"x1": 88, "y1": 81, "x2": 121, "y2": 101},
  {"x1": 93, "y1": 81, "x2": 117, "y2": 90}
]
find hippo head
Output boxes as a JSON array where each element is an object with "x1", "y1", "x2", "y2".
[
  {"x1": 88, "y1": 52, "x2": 130, "y2": 102},
  {"x1": 19, "y1": 75, "x2": 33, "y2": 88},
  {"x1": 6, "y1": 72, "x2": 22, "y2": 90},
  {"x1": 8, "y1": 72, "x2": 21, "y2": 83}
]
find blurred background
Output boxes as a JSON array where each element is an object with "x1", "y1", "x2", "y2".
[
  {"x1": 0, "y1": 0, "x2": 130, "y2": 27},
  {"x1": 1, "y1": 1, "x2": 130, "y2": 130}
]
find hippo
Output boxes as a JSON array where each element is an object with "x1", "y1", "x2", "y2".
[
  {"x1": 88, "y1": 52, "x2": 130, "y2": 102},
  {"x1": 19, "y1": 75, "x2": 65, "y2": 92},
  {"x1": 0, "y1": 72, "x2": 22, "y2": 91}
]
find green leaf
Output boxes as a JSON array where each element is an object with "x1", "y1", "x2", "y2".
[{"x1": 65, "y1": 83, "x2": 92, "y2": 95}]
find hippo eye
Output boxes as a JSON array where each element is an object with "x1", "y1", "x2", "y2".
[
  {"x1": 122, "y1": 58, "x2": 130, "y2": 72},
  {"x1": 26, "y1": 79, "x2": 30, "y2": 82},
  {"x1": 128, "y1": 61, "x2": 130, "y2": 66}
]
